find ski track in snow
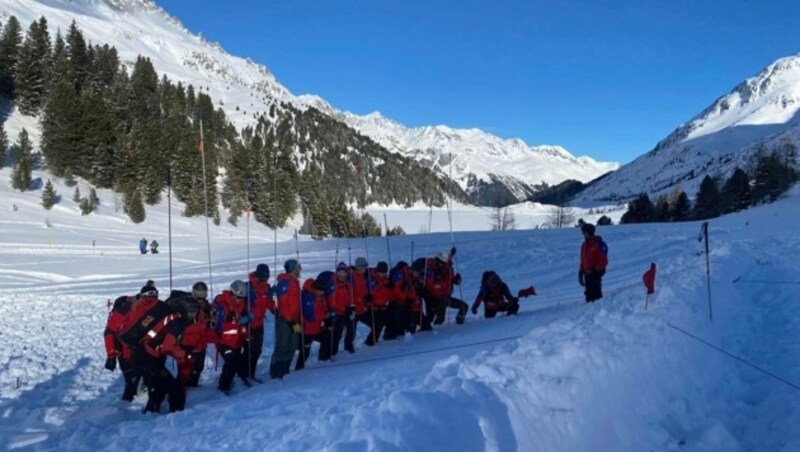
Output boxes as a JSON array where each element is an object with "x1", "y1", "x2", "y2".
[{"x1": 1, "y1": 192, "x2": 799, "y2": 450}]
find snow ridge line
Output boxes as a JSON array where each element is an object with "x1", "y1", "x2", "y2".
[{"x1": 666, "y1": 322, "x2": 800, "y2": 392}]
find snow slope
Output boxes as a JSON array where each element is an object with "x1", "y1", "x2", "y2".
[
  {"x1": 1, "y1": 0, "x2": 617, "y2": 206},
  {"x1": 1, "y1": 159, "x2": 798, "y2": 449},
  {"x1": 577, "y1": 55, "x2": 800, "y2": 202}
]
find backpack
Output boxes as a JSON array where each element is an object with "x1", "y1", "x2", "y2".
[{"x1": 118, "y1": 299, "x2": 180, "y2": 349}]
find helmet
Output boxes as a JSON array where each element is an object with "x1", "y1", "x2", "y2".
[
  {"x1": 435, "y1": 251, "x2": 449, "y2": 262},
  {"x1": 192, "y1": 281, "x2": 208, "y2": 299},
  {"x1": 255, "y1": 263, "x2": 270, "y2": 280},
  {"x1": 230, "y1": 280, "x2": 247, "y2": 298},
  {"x1": 284, "y1": 259, "x2": 300, "y2": 273},
  {"x1": 354, "y1": 257, "x2": 368, "y2": 270},
  {"x1": 581, "y1": 223, "x2": 596, "y2": 235},
  {"x1": 376, "y1": 261, "x2": 389, "y2": 274}
]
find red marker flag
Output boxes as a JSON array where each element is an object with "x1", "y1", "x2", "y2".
[
  {"x1": 643, "y1": 263, "x2": 657, "y2": 295},
  {"x1": 197, "y1": 139, "x2": 204, "y2": 154}
]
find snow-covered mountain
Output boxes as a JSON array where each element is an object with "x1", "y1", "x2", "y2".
[
  {"x1": 298, "y1": 94, "x2": 617, "y2": 205},
  {"x1": 576, "y1": 54, "x2": 800, "y2": 203},
  {"x1": 2, "y1": 0, "x2": 617, "y2": 207}
]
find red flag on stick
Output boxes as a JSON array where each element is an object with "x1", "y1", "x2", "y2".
[
  {"x1": 197, "y1": 139, "x2": 204, "y2": 153},
  {"x1": 643, "y1": 263, "x2": 656, "y2": 295}
]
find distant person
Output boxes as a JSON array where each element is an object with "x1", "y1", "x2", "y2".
[
  {"x1": 150, "y1": 240, "x2": 159, "y2": 254},
  {"x1": 139, "y1": 238, "x2": 147, "y2": 254},
  {"x1": 578, "y1": 223, "x2": 609, "y2": 303}
]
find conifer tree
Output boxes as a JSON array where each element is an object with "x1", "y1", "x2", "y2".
[
  {"x1": 670, "y1": 191, "x2": 691, "y2": 222},
  {"x1": 0, "y1": 15, "x2": 22, "y2": 98},
  {"x1": 41, "y1": 179, "x2": 58, "y2": 210},
  {"x1": 653, "y1": 196, "x2": 670, "y2": 222},
  {"x1": 15, "y1": 17, "x2": 51, "y2": 114},
  {"x1": 80, "y1": 196, "x2": 94, "y2": 215},
  {"x1": 0, "y1": 122, "x2": 7, "y2": 167},
  {"x1": 124, "y1": 187, "x2": 146, "y2": 223},
  {"x1": 11, "y1": 129, "x2": 33, "y2": 191},
  {"x1": 720, "y1": 167, "x2": 751, "y2": 213},
  {"x1": 73, "y1": 186, "x2": 81, "y2": 202},
  {"x1": 89, "y1": 187, "x2": 99, "y2": 206},
  {"x1": 597, "y1": 215, "x2": 613, "y2": 226},
  {"x1": 620, "y1": 193, "x2": 654, "y2": 224},
  {"x1": 66, "y1": 21, "x2": 89, "y2": 93},
  {"x1": 693, "y1": 175, "x2": 721, "y2": 220}
]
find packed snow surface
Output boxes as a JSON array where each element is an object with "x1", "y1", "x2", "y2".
[{"x1": 0, "y1": 161, "x2": 798, "y2": 450}]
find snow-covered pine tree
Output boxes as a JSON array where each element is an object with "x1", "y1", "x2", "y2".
[
  {"x1": 80, "y1": 196, "x2": 94, "y2": 215},
  {"x1": 124, "y1": 187, "x2": 146, "y2": 223},
  {"x1": 670, "y1": 191, "x2": 691, "y2": 222},
  {"x1": 11, "y1": 129, "x2": 33, "y2": 191},
  {"x1": 15, "y1": 17, "x2": 51, "y2": 115},
  {"x1": 41, "y1": 179, "x2": 58, "y2": 210},
  {"x1": 0, "y1": 15, "x2": 22, "y2": 98},
  {"x1": 72, "y1": 186, "x2": 81, "y2": 202},
  {"x1": 720, "y1": 168, "x2": 751, "y2": 213}
]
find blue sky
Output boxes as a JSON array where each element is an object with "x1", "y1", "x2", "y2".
[{"x1": 158, "y1": 0, "x2": 800, "y2": 163}]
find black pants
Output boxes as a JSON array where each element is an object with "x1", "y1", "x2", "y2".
[
  {"x1": 135, "y1": 352, "x2": 185, "y2": 413},
  {"x1": 239, "y1": 326, "x2": 264, "y2": 380},
  {"x1": 119, "y1": 357, "x2": 141, "y2": 402},
  {"x1": 218, "y1": 346, "x2": 241, "y2": 391},
  {"x1": 584, "y1": 270, "x2": 605, "y2": 302},
  {"x1": 332, "y1": 314, "x2": 356, "y2": 354},
  {"x1": 362, "y1": 310, "x2": 388, "y2": 346},
  {"x1": 295, "y1": 332, "x2": 332, "y2": 370},
  {"x1": 185, "y1": 350, "x2": 206, "y2": 387},
  {"x1": 432, "y1": 296, "x2": 469, "y2": 325},
  {"x1": 484, "y1": 301, "x2": 520, "y2": 319},
  {"x1": 383, "y1": 304, "x2": 406, "y2": 340}
]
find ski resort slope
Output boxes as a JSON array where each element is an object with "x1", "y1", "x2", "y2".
[{"x1": 1, "y1": 182, "x2": 799, "y2": 450}]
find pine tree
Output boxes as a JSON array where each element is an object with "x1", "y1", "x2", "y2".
[
  {"x1": 720, "y1": 167, "x2": 751, "y2": 213},
  {"x1": 124, "y1": 187, "x2": 146, "y2": 223},
  {"x1": 73, "y1": 186, "x2": 81, "y2": 202},
  {"x1": 670, "y1": 191, "x2": 691, "y2": 222},
  {"x1": 0, "y1": 122, "x2": 7, "y2": 167},
  {"x1": 80, "y1": 196, "x2": 94, "y2": 215},
  {"x1": 620, "y1": 193, "x2": 654, "y2": 224},
  {"x1": 693, "y1": 175, "x2": 721, "y2": 220},
  {"x1": 11, "y1": 129, "x2": 33, "y2": 191},
  {"x1": 597, "y1": 215, "x2": 613, "y2": 226},
  {"x1": 360, "y1": 212, "x2": 382, "y2": 237},
  {"x1": 89, "y1": 187, "x2": 99, "y2": 206},
  {"x1": 41, "y1": 179, "x2": 58, "y2": 209},
  {"x1": 0, "y1": 15, "x2": 22, "y2": 98},
  {"x1": 653, "y1": 195, "x2": 670, "y2": 222},
  {"x1": 66, "y1": 21, "x2": 89, "y2": 93},
  {"x1": 15, "y1": 17, "x2": 51, "y2": 114}
]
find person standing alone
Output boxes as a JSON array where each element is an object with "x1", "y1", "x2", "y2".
[{"x1": 578, "y1": 223, "x2": 608, "y2": 303}]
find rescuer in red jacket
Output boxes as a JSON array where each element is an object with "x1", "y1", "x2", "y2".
[
  {"x1": 212, "y1": 280, "x2": 250, "y2": 394},
  {"x1": 269, "y1": 259, "x2": 303, "y2": 379},
  {"x1": 578, "y1": 223, "x2": 609, "y2": 302},
  {"x1": 103, "y1": 295, "x2": 141, "y2": 402}
]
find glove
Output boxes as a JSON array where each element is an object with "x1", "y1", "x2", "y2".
[
  {"x1": 471, "y1": 304, "x2": 478, "y2": 315},
  {"x1": 104, "y1": 357, "x2": 117, "y2": 372},
  {"x1": 292, "y1": 323, "x2": 302, "y2": 334},
  {"x1": 453, "y1": 274, "x2": 462, "y2": 285},
  {"x1": 578, "y1": 271, "x2": 585, "y2": 287},
  {"x1": 450, "y1": 246, "x2": 456, "y2": 256}
]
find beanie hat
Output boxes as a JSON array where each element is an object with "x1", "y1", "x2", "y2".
[
  {"x1": 336, "y1": 262, "x2": 349, "y2": 272},
  {"x1": 284, "y1": 259, "x2": 300, "y2": 273},
  {"x1": 192, "y1": 281, "x2": 208, "y2": 299},
  {"x1": 255, "y1": 263, "x2": 270, "y2": 279},
  {"x1": 376, "y1": 261, "x2": 389, "y2": 274},
  {"x1": 354, "y1": 257, "x2": 368, "y2": 270},
  {"x1": 581, "y1": 223, "x2": 596, "y2": 235},
  {"x1": 314, "y1": 271, "x2": 333, "y2": 291}
]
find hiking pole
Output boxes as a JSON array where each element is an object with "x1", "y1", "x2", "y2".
[
  {"x1": 383, "y1": 213, "x2": 393, "y2": 268},
  {"x1": 446, "y1": 154, "x2": 465, "y2": 324},
  {"x1": 700, "y1": 222, "x2": 713, "y2": 322},
  {"x1": 272, "y1": 151, "x2": 278, "y2": 293},
  {"x1": 167, "y1": 165, "x2": 173, "y2": 292},
  {"x1": 198, "y1": 113, "x2": 214, "y2": 297},
  {"x1": 295, "y1": 229, "x2": 305, "y2": 362},
  {"x1": 347, "y1": 235, "x2": 357, "y2": 349},
  {"x1": 364, "y1": 224, "x2": 377, "y2": 346},
  {"x1": 245, "y1": 181, "x2": 253, "y2": 380},
  {"x1": 331, "y1": 230, "x2": 340, "y2": 361}
]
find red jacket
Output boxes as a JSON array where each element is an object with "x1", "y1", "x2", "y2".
[
  {"x1": 301, "y1": 278, "x2": 330, "y2": 335},
  {"x1": 248, "y1": 271, "x2": 275, "y2": 329},
  {"x1": 116, "y1": 295, "x2": 186, "y2": 361},
  {"x1": 275, "y1": 273, "x2": 301, "y2": 324},
  {"x1": 367, "y1": 270, "x2": 391, "y2": 310},
  {"x1": 104, "y1": 296, "x2": 135, "y2": 360},
  {"x1": 330, "y1": 273, "x2": 355, "y2": 315},
  {"x1": 212, "y1": 291, "x2": 248, "y2": 349},
  {"x1": 424, "y1": 258, "x2": 454, "y2": 299},
  {"x1": 390, "y1": 266, "x2": 421, "y2": 313},
  {"x1": 181, "y1": 309, "x2": 214, "y2": 352},
  {"x1": 352, "y1": 270, "x2": 368, "y2": 314},
  {"x1": 580, "y1": 235, "x2": 609, "y2": 273}
]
